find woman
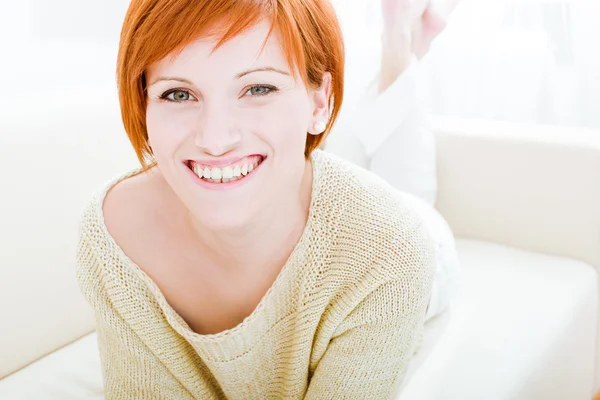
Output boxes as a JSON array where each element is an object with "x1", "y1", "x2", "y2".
[{"x1": 76, "y1": 0, "x2": 435, "y2": 398}]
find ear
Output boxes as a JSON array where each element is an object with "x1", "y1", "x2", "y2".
[{"x1": 308, "y1": 72, "x2": 332, "y2": 135}]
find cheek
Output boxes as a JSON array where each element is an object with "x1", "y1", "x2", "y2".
[
  {"x1": 250, "y1": 95, "x2": 310, "y2": 150},
  {"x1": 146, "y1": 104, "x2": 196, "y2": 152}
]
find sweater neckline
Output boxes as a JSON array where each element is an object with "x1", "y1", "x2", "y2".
[{"x1": 92, "y1": 150, "x2": 325, "y2": 347}]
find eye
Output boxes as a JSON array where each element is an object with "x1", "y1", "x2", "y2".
[
  {"x1": 161, "y1": 89, "x2": 196, "y2": 102},
  {"x1": 245, "y1": 85, "x2": 277, "y2": 97}
]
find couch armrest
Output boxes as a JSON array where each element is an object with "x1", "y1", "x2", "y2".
[
  {"x1": 431, "y1": 115, "x2": 600, "y2": 387},
  {"x1": 431, "y1": 115, "x2": 600, "y2": 273}
]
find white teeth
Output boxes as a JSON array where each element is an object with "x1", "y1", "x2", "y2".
[
  {"x1": 222, "y1": 166, "x2": 233, "y2": 179},
  {"x1": 191, "y1": 158, "x2": 262, "y2": 183},
  {"x1": 193, "y1": 164, "x2": 203, "y2": 178},
  {"x1": 211, "y1": 167, "x2": 222, "y2": 180}
]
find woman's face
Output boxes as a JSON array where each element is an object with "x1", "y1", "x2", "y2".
[{"x1": 145, "y1": 20, "x2": 329, "y2": 230}]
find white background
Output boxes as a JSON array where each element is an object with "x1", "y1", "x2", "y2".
[{"x1": 1, "y1": 0, "x2": 599, "y2": 129}]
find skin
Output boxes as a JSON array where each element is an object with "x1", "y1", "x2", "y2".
[
  {"x1": 379, "y1": 0, "x2": 458, "y2": 93},
  {"x1": 103, "y1": 20, "x2": 332, "y2": 334}
]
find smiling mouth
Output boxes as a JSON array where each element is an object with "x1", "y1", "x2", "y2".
[{"x1": 186, "y1": 155, "x2": 265, "y2": 183}]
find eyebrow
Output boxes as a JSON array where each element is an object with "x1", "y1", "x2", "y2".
[
  {"x1": 235, "y1": 67, "x2": 291, "y2": 78},
  {"x1": 148, "y1": 67, "x2": 291, "y2": 88},
  {"x1": 148, "y1": 77, "x2": 194, "y2": 87}
]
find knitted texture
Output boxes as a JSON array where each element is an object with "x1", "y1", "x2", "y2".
[{"x1": 76, "y1": 150, "x2": 436, "y2": 400}]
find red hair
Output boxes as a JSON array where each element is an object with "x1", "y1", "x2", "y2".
[{"x1": 117, "y1": 0, "x2": 345, "y2": 168}]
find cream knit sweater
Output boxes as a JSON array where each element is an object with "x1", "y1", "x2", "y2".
[{"x1": 76, "y1": 150, "x2": 435, "y2": 400}]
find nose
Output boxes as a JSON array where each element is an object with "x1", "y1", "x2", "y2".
[{"x1": 194, "y1": 105, "x2": 241, "y2": 156}]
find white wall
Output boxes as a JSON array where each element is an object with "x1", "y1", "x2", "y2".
[
  {"x1": 29, "y1": 0, "x2": 127, "y2": 43},
  {"x1": 0, "y1": 0, "x2": 599, "y2": 128},
  {"x1": 0, "y1": 0, "x2": 127, "y2": 93}
]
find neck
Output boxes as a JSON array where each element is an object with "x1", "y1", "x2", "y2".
[{"x1": 186, "y1": 159, "x2": 314, "y2": 271}]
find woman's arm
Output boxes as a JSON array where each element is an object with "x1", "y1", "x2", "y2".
[
  {"x1": 304, "y1": 225, "x2": 436, "y2": 399},
  {"x1": 93, "y1": 303, "x2": 194, "y2": 399},
  {"x1": 76, "y1": 231, "x2": 197, "y2": 400}
]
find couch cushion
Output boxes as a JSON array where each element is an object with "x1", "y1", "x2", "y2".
[
  {"x1": 0, "y1": 333, "x2": 103, "y2": 399},
  {"x1": 399, "y1": 239, "x2": 597, "y2": 400},
  {"x1": 0, "y1": 85, "x2": 138, "y2": 379},
  {"x1": 0, "y1": 239, "x2": 596, "y2": 399}
]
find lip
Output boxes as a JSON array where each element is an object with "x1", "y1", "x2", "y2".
[
  {"x1": 187, "y1": 154, "x2": 265, "y2": 168},
  {"x1": 184, "y1": 156, "x2": 266, "y2": 191}
]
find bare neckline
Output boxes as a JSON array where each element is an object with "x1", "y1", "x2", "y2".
[{"x1": 92, "y1": 151, "x2": 323, "y2": 342}]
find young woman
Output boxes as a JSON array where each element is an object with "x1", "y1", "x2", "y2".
[{"x1": 76, "y1": 0, "x2": 435, "y2": 398}]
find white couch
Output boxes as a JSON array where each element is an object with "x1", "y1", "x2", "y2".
[{"x1": 1, "y1": 89, "x2": 599, "y2": 399}]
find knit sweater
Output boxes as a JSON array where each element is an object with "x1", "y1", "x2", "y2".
[{"x1": 76, "y1": 150, "x2": 436, "y2": 400}]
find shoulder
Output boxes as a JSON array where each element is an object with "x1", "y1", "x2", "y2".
[
  {"x1": 78, "y1": 166, "x2": 152, "y2": 245},
  {"x1": 76, "y1": 167, "x2": 156, "y2": 294},
  {"x1": 102, "y1": 167, "x2": 163, "y2": 248},
  {"x1": 312, "y1": 150, "x2": 436, "y2": 281},
  {"x1": 313, "y1": 149, "x2": 423, "y2": 237}
]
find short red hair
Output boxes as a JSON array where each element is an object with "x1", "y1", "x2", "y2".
[{"x1": 117, "y1": 0, "x2": 345, "y2": 168}]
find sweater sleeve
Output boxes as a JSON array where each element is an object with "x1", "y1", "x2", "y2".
[
  {"x1": 76, "y1": 231, "x2": 196, "y2": 400},
  {"x1": 304, "y1": 226, "x2": 435, "y2": 400},
  {"x1": 93, "y1": 303, "x2": 195, "y2": 399}
]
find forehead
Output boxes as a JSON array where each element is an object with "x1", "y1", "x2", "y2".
[{"x1": 146, "y1": 20, "x2": 290, "y2": 77}]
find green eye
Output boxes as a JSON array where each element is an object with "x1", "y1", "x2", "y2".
[
  {"x1": 247, "y1": 85, "x2": 275, "y2": 96},
  {"x1": 163, "y1": 90, "x2": 193, "y2": 102},
  {"x1": 169, "y1": 90, "x2": 190, "y2": 101}
]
